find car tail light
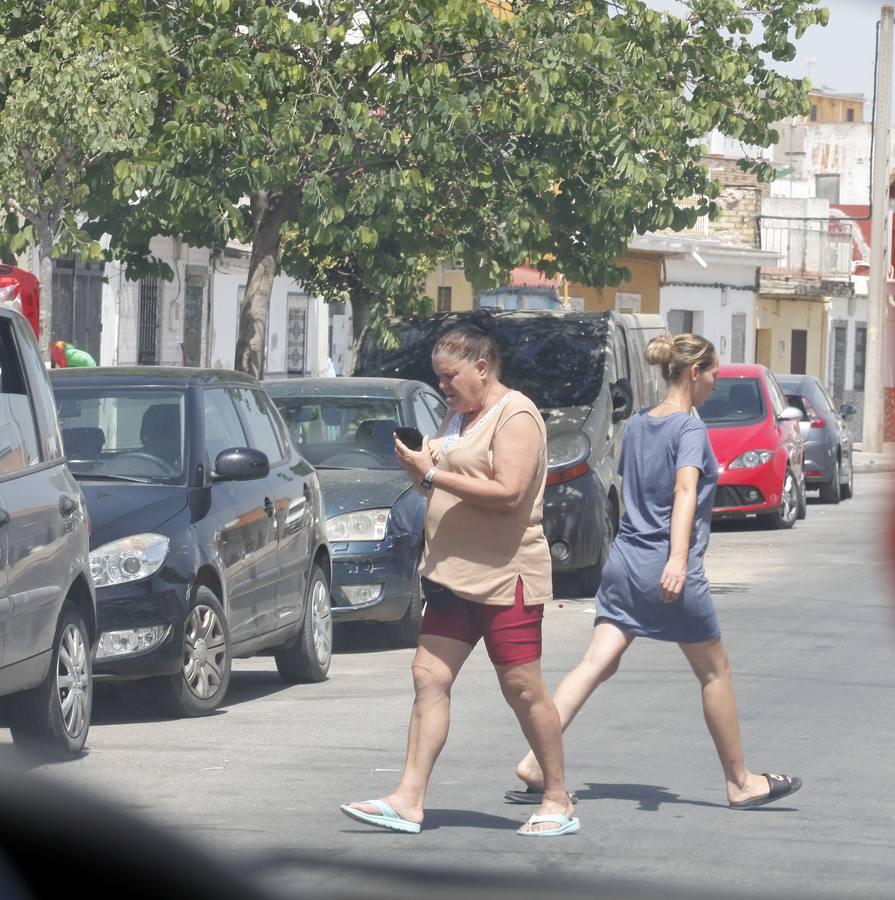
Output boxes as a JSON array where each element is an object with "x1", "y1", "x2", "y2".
[
  {"x1": 810, "y1": 416, "x2": 827, "y2": 429},
  {"x1": 802, "y1": 398, "x2": 826, "y2": 429},
  {"x1": 546, "y1": 461, "x2": 590, "y2": 486}
]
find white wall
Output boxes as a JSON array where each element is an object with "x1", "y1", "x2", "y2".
[{"x1": 660, "y1": 256, "x2": 758, "y2": 364}]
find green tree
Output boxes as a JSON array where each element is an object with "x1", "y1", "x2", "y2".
[
  {"x1": 0, "y1": 2, "x2": 155, "y2": 356},
  {"x1": 95, "y1": 0, "x2": 826, "y2": 376}
]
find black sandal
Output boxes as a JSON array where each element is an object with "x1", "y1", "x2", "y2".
[{"x1": 729, "y1": 773, "x2": 802, "y2": 810}]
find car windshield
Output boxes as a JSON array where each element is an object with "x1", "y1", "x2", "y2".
[
  {"x1": 698, "y1": 377, "x2": 766, "y2": 426},
  {"x1": 273, "y1": 396, "x2": 404, "y2": 469},
  {"x1": 354, "y1": 314, "x2": 609, "y2": 409},
  {"x1": 54, "y1": 387, "x2": 188, "y2": 483}
]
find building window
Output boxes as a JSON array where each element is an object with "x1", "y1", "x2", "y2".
[
  {"x1": 809, "y1": 104, "x2": 818, "y2": 122},
  {"x1": 854, "y1": 325, "x2": 867, "y2": 391},
  {"x1": 436, "y1": 286, "x2": 452, "y2": 313},
  {"x1": 286, "y1": 293, "x2": 309, "y2": 374},
  {"x1": 846, "y1": 108, "x2": 855, "y2": 122},
  {"x1": 666, "y1": 309, "x2": 694, "y2": 335},
  {"x1": 138, "y1": 275, "x2": 159, "y2": 365},
  {"x1": 815, "y1": 174, "x2": 841, "y2": 203},
  {"x1": 731, "y1": 313, "x2": 747, "y2": 363}
]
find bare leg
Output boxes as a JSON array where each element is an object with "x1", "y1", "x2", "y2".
[
  {"x1": 496, "y1": 658, "x2": 574, "y2": 832},
  {"x1": 346, "y1": 634, "x2": 472, "y2": 824},
  {"x1": 515, "y1": 620, "x2": 634, "y2": 790},
  {"x1": 679, "y1": 637, "x2": 776, "y2": 804}
]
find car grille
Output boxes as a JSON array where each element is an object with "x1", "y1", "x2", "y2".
[{"x1": 714, "y1": 485, "x2": 765, "y2": 508}]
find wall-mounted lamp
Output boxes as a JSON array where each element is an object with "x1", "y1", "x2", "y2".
[
  {"x1": 690, "y1": 249, "x2": 708, "y2": 269},
  {"x1": 720, "y1": 287, "x2": 728, "y2": 307},
  {"x1": 778, "y1": 340, "x2": 786, "y2": 355},
  {"x1": 720, "y1": 336, "x2": 728, "y2": 354}
]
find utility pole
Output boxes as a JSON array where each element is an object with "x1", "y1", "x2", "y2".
[{"x1": 864, "y1": 5, "x2": 894, "y2": 452}]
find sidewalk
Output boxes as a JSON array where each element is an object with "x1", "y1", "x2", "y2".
[{"x1": 851, "y1": 441, "x2": 895, "y2": 473}]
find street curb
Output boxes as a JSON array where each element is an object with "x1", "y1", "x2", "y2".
[{"x1": 853, "y1": 460, "x2": 895, "y2": 474}]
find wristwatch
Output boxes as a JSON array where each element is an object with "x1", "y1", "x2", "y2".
[{"x1": 420, "y1": 466, "x2": 438, "y2": 491}]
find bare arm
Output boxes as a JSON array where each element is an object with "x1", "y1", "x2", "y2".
[
  {"x1": 659, "y1": 465, "x2": 699, "y2": 603},
  {"x1": 394, "y1": 412, "x2": 541, "y2": 513}
]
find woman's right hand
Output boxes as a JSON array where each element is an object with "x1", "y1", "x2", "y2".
[{"x1": 659, "y1": 556, "x2": 687, "y2": 603}]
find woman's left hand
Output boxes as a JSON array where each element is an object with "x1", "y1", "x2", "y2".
[
  {"x1": 659, "y1": 557, "x2": 687, "y2": 603},
  {"x1": 394, "y1": 434, "x2": 435, "y2": 485}
]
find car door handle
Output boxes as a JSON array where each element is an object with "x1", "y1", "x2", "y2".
[
  {"x1": 264, "y1": 497, "x2": 274, "y2": 518},
  {"x1": 59, "y1": 496, "x2": 77, "y2": 518},
  {"x1": 0, "y1": 508, "x2": 8, "y2": 527}
]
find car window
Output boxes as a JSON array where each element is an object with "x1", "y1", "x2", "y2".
[
  {"x1": 272, "y1": 396, "x2": 403, "y2": 470},
  {"x1": 423, "y1": 392, "x2": 448, "y2": 427},
  {"x1": 54, "y1": 387, "x2": 188, "y2": 482},
  {"x1": 354, "y1": 313, "x2": 611, "y2": 409},
  {"x1": 698, "y1": 377, "x2": 766, "y2": 426},
  {"x1": 815, "y1": 381, "x2": 836, "y2": 413},
  {"x1": 231, "y1": 388, "x2": 285, "y2": 465},
  {"x1": 0, "y1": 317, "x2": 41, "y2": 476},
  {"x1": 766, "y1": 374, "x2": 786, "y2": 416},
  {"x1": 14, "y1": 317, "x2": 63, "y2": 462},
  {"x1": 203, "y1": 388, "x2": 248, "y2": 467},
  {"x1": 412, "y1": 391, "x2": 439, "y2": 437}
]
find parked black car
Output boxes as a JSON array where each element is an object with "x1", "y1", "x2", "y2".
[
  {"x1": 353, "y1": 310, "x2": 666, "y2": 594},
  {"x1": 0, "y1": 306, "x2": 96, "y2": 759},
  {"x1": 776, "y1": 373, "x2": 855, "y2": 503},
  {"x1": 50, "y1": 368, "x2": 331, "y2": 717},
  {"x1": 266, "y1": 377, "x2": 446, "y2": 646}
]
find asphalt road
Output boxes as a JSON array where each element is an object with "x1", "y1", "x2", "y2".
[{"x1": 3, "y1": 473, "x2": 894, "y2": 900}]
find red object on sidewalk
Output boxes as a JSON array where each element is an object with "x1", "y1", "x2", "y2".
[{"x1": 0, "y1": 264, "x2": 40, "y2": 338}]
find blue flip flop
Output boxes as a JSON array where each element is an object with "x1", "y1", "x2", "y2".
[
  {"x1": 339, "y1": 800, "x2": 422, "y2": 834},
  {"x1": 517, "y1": 813, "x2": 580, "y2": 837}
]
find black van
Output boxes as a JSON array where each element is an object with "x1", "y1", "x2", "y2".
[{"x1": 354, "y1": 310, "x2": 666, "y2": 594}]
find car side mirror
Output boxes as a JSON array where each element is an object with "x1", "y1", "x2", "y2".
[
  {"x1": 839, "y1": 402, "x2": 857, "y2": 420},
  {"x1": 777, "y1": 406, "x2": 802, "y2": 422},
  {"x1": 212, "y1": 448, "x2": 269, "y2": 482},
  {"x1": 611, "y1": 377, "x2": 634, "y2": 423}
]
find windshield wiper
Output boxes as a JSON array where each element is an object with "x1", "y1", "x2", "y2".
[{"x1": 70, "y1": 472, "x2": 153, "y2": 484}]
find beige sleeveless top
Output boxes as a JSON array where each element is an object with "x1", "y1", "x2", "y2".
[{"x1": 419, "y1": 390, "x2": 552, "y2": 606}]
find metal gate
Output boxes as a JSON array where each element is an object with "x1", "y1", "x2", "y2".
[
  {"x1": 138, "y1": 275, "x2": 159, "y2": 364},
  {"x1": 52, "y1": 259, "x2": 103, "y2": 361}
]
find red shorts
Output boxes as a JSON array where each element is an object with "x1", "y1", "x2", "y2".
[{"x1": 419, "y1": 577, "x2": 544, "y2": 667}]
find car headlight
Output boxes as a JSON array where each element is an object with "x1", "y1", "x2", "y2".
[
  {"x1": 90, "y1": 533, "x2": 170, "y2": 587},
  {"x1": 728, "y1": 450, "x2": 773, "y2": 470},
  {"x1": 547, "y1": 431, "x2": 591, "y2": 469},
  {"x1": 326, "y1": 509, "x2": 390, "y2": 542}
]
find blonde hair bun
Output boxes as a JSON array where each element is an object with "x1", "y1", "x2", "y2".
[{"x1": 647, "y1": 332, "x2": 717, "y2": 384}]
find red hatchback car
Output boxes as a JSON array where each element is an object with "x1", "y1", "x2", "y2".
[{"x1": 698, "y1": 363, "x2": 806, "y2": 529}]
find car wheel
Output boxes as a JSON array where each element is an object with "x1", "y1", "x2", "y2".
[
  {"x1": 387, "y1": 570, "x2": 423, "y2": 649},
  {"x1": 840, "y1": 457, "x2": 854, "y2": 500},
  {"x1": 818, "y1": 460, "x2": 841, "y2": 504},
  {"x1": 761, "y1": 467, "x2": 799, "y2": 530},
  {"x1": 796, "y1": 473, "x2": 808, "y2": 520},
  {"x1": 155, "y1": 587, "x2": 231, "y2": 718},
  {"x1": 275, "y1": 563, "x2": 332, "y2": 683},
  {"x1": 9, "y1": 601, "x2": 92, "y2": 760}
]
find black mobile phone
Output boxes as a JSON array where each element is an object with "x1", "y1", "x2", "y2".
[{"x1": 394, "y1": 426, "x2": 424, "y2": 451}]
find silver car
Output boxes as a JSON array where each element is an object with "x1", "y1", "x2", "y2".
[
  {"x1": 0, "y1": 305, "x2": 96, "y2": 759},
  {"x1": 776, "y1": 373, "x2": 855, "y2": 503}
]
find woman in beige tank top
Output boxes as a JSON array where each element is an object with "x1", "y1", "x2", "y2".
[{"x1": 341, "y1": 317, "x2": 578, "y2": 837}]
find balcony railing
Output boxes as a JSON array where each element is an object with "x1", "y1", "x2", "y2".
[{"x1": 759, "y1": 223, "x2": 853, "y2": 280}]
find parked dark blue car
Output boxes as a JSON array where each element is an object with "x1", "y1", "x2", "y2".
[
  {"x1": 50, "y1": 368, "x2": 332, "y2": 718},
  {"x1": 266, "y1": 377, "x2": 446, "y2": 646}
]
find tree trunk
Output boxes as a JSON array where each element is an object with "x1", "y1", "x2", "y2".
[
  {"x1": 234, "y1": 191, "x2": 295, "y2": 378},
  {"x1": 350, "y1": 287, "x2": 371, "y2": 346},
  {"x1": 36, "y1": 228, "x2": 54, "y2": 361}
]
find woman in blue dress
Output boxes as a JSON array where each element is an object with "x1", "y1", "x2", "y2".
[{"x1": 509, "y1": 334, "x2": 801, "y2": 810}]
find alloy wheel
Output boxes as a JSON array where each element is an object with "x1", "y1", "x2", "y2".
[
  {"x1": 182, "y1": 604, "x2": 228, "y2": 700},
  {"x1": 56, "y1": 623, "x2": 90, "y2": 739},
  {"x1": 310, "y1": 576, "x2": 333, "y2": 667},
  {"x1": 780, "y1": 471, "x2": 798, "y2": 525}
]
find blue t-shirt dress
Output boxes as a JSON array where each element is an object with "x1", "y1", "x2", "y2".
[{"x1": 595, "y1": 410, "x2": 721, "y2": 643}]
